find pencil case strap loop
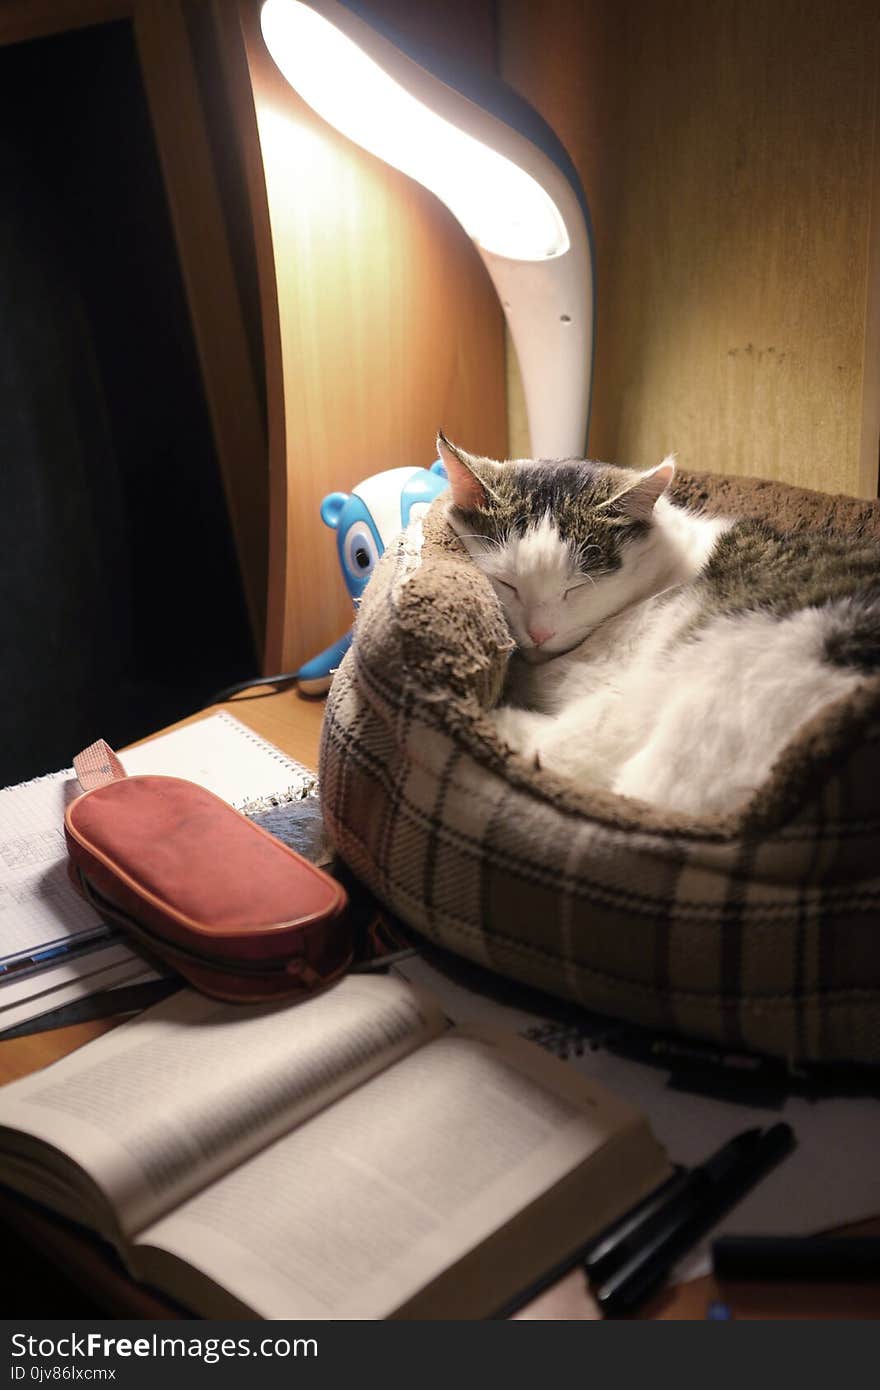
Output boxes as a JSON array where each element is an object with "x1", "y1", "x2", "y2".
[{"x1": 73, "y1": 739, "x2": 128, "y2": 793}]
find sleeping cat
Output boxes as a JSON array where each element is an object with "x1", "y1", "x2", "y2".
[{"x1": 438, "y1": 432, "x2": 880, "y2": 818}]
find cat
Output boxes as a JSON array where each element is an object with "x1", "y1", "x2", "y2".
[{"x1": 437, "y1": 432, "x2": 880, "y2": 819}]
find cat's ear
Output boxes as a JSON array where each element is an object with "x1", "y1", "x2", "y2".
[
  {"x1": 614, "y1": 457, "x2": 676, "y2": 522},
  {"x1": 437, "y1": 431, "x2": 501, "y2": 510}
]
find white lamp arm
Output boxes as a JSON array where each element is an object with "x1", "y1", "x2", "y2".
[{"x1": 480, "y1": 200, "x2": 593, "y2": 461}]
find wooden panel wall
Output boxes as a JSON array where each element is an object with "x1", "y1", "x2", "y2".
[
  {"x1": 222, "y1": 0, "x2": 507, "y2": 675},
  {"x1": 501, "y1": 0, "x2": 880, "y2": 498}
]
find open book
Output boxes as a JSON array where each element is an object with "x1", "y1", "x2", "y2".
[{"x1": 0, "y1": 975, "x2": 670, "y2": 1319}]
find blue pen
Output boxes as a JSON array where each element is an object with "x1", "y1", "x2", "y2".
[
  {"x1": 31, "y1": 944, "x2": 77, "y2": 963},
  {"x1": 0, "y1": 930, "x2": 117, "y2": 984}
]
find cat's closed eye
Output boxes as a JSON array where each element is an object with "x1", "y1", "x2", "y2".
[
  {"x1": 495, "y1": 579, "x2": 519, "y2": 597},
  {"x1": 564, "y1": 581, "x2": 591, "y2": 598}
]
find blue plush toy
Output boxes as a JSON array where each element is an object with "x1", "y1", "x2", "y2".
[{"x1": 295, "y1": 460, "x2": 448, "y2": 694}]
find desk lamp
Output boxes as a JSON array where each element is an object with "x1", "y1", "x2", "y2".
[{"x1": 259, "y1": 0, "x2": 595, "y2": 458}]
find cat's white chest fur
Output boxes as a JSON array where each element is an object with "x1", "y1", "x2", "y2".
[{"x1": 499, "y1": 590, "x2": 703, "y2": 791}]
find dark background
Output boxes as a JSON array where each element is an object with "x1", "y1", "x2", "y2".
[{"x1": 0, "y1": 20, "x2": 256, "y2": 786}]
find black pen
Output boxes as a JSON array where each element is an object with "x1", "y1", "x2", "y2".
[
  {"x1": 585, "y1": 1128, "x2": 764, "y2": 1283},
  {"x1": 594, "y1": 1122, "x2": 797, "y2": 1315}
]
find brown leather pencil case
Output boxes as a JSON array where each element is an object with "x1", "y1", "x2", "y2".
[{"x1": 64, "y1": 739, "x2": 351, "y2": 1003}]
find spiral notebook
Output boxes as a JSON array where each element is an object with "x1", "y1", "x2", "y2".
[
  {"x1": 0, "y1": 713, "x2": 315, "y2": 1030},
  {"x1": 121, "y1": 711, "x2": 317, "y2": 810}
]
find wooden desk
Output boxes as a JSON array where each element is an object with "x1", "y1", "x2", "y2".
[{"x1": 2, "y1": 689, "x2": 878, "y2": 1321}]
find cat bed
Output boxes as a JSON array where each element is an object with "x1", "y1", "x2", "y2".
[{"x1": 319, "y1": 471, "x2": 880, "y2": 1066}]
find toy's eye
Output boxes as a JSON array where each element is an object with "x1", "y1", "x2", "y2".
[{"x1": 343, "y1": 523, "x2": 380, "y2": 579}]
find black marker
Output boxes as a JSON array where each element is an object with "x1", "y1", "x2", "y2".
[
  {"x1": 586, "y1": 1129, "x2": 763, "y2": 1283},
  {"x1": 713, "y1": 1235, "x2": 880, "y2": 1282},
  {"x1": 583, "y1": 1165, "x2": 692, "y2": 1281},
  {"x1": 594, "y1": 1122, "x2": 797, "y2": 1315}
]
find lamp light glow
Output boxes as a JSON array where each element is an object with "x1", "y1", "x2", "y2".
[
  {"x1": 259, "y1": 0, "x2": 595, "y2": 459},
  {"x1": 261, "y1": 0, "x2": 568, "y2": 262}
]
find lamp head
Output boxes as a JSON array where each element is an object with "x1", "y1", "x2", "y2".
[
  {"x1": 260, "y1": 0, "x2": 595, "y2": 458},
  {"x1": 261, "y1": 0, "x2": 569, "y2": 262}
]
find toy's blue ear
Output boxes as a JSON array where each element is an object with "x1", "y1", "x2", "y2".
[
  {"x1": 430, "y1": 458, "x2": 448, "y2": 479},
  {"x1": 320, "y1": 492, "x2": 349, "y2": 529}
]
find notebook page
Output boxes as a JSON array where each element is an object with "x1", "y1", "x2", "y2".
[
  {"x1": 0, "y1": 941, "x2": 141, "y2": 1010},
  {"x1": 0, "y1": 771, "x2": 105, "y2": 960},
  {"x1": 121, "y1": 711, "x2": 317, "y2": 808},
  {"x1": 0, "y1": 957, "x2": 159, "y2": 1034},
  {"x1": 0, "y1": 712, "x2": 313, "y2": 961}
]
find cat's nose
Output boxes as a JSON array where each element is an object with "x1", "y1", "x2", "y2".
[{"x1": 527, "y1": 624, "x2": 555, "y2": 647}]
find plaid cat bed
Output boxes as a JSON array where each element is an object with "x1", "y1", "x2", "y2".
[{"x1": 319, "y1": 471, "x2": 880, "y2": 1066}]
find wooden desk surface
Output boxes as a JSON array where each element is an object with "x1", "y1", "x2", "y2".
[{"x1": 2, "y1": 688, "x2": 878, "y2": 1321}]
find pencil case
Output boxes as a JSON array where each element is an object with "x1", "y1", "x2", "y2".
[{"x1": 63, "y1": 739, "x2": 352, "y2": 1003}]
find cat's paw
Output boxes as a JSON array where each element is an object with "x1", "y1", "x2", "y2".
[{"x1": 490, "y1": 706, "x2": 551, "y2": 762}]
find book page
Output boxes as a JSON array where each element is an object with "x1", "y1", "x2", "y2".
[
  {"x1": 134, "y1": 1027, "x2": 664, "y2": 1319},
  {"x1": 0, "y1": 976, "x2": 445, "y2": 1239}
]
